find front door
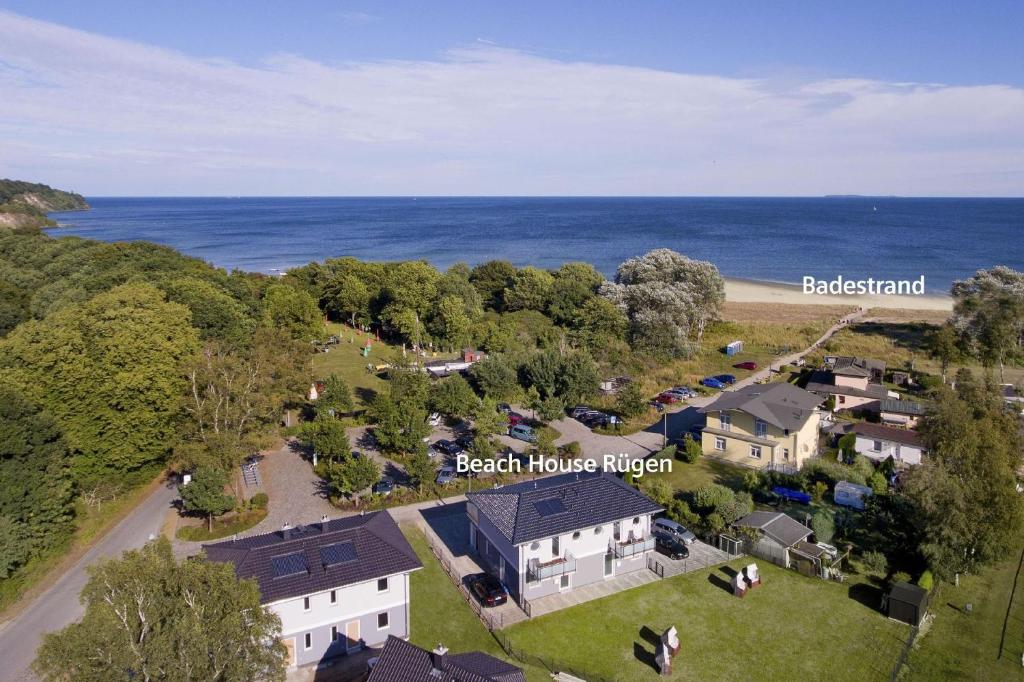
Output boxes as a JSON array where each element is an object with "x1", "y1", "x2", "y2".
[
  {"x1": 345, "y1": 620, "x2": 361, "y2": 653},
  {"x1": 604, "y1": 551, "x2": 614, "y2": 578},
  {"x1": 282, "y1": 637, "x2": 296, "y2": 667}
]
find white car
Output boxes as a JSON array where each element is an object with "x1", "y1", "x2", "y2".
[{"x1": 428, "y1": 412, "x2": 442, "y2": 426}]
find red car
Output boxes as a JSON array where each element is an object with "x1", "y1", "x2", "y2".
[
  {"x1": 506, "y1": 412, "x2": 525, "y2": 427},
  {"x1": 733, "y1": 361, "x2": 758, "y2": 370},
  {"x1": 656, "y1": 392, "x2": 681, "y2": 404}
]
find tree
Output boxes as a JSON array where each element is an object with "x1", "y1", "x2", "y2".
[
  {"x1": 837, "y1": 432, "x2": 857, "y2": 463},
  {"x1": 33, "y1": 538, "x2": 286, "y2": 682},
  {"x1": 162, "y1": 277, "x2": 254, "y2": 343},
  {"x1": 522, "y1": 350, "x2": 560, "y2": 399},
  {"x1": 868, "y1": 471, "x2": 888, "y2": 495},
  {"x1": 556, "y1": 351, "x2": 600, "y2": 403},
  {"x1": 179, "y1": 467, "x2": 236, "y2": 531},
  {"x1": 468, "y1": 355, "x2": 520, "y2": 400},
  {"x1": 428, "y1": 374, "x2": 479, "y2": 419},
  {"x1": 570, "y1": 297, "x2": 628, "y2": 351},
  {"x1": 316, "y1": 374, "x2": 354, "y2": 415},
  {"x1": 369, "y1": 395, "x2": 429, "y2": 455},
  {"x1": 926, "y1": 324, "x2": 962, "y2": 384},
  {"x1": 538, "y1": 395, "x2": 566, "y2": 423},
  {"x1": 326, "y1": 274, "x2": 371, "y2": 327},
  {"x1": 469, "y1": 260, "x2": 517, "y2": 311},
  {"x1": 324, "y1": 456, "x2": 380, "y2": 501},
  {"x1": 261, "y1": 284, "x2": 322, "y2": 341},
  {"x1": 693, "y1": 484, "x2": 734, "y2": 513},
  {"x1": 302, "y1": 411, "x2": 350, "y2": 465},
  {"x1": 812, "y1": 510, "x2": 835, "y2": 544},
  {"x1": 951, "y1": 266, "x2": 1024, "y2": 382},
  {"x1": 387, "y1": 364, "x2": 431, "y2": 410},
  {"x1": 473, "y1": 398, "x2": 510, "y2": 441},
  {"x1": 381, "y1": 261, "x2": 439, "y2": 346},
  {"x1": 677, "y1": 434, "x2": 703, "y2": 463},
  {"x1": 405, "y1": 450, "x2": 435, "y2": 492},
  {"x1": 548, "y1": 262, "x2": 604, "y2": 324},
  {"x1": 503, "y1": 266, "x2": 554, "y2": 312},
  {"x1": 0, "y1": 384, "x2": 74, "y2": 579},
  {"x1": 615, "y1": 382, "x2": 648, "y2": 419},
  {"x1": 601, "y1": 249, "x2": 724, "y2": 357},
  {"x1": 432, "y1": 295, "x2": 474, "y2": 351}
]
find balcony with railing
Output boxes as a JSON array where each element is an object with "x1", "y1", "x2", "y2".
[
  {"x1": 613, "y1": 535, "x2": 656, "y2": 558},
  {"x1": 527, "y1": 553, "x2": 576, "y2": 582}
]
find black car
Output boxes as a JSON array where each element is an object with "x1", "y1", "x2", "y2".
[
  {"x1": 455, "y1": 435, "x2": 474, "y2": 451},
  {"x1": 570, "y1": 405, "x2": 592, "y2": 419},
  {"x1": 496, "y1": 403, "x2": 512, "y2": 414},
  {"x1": 654, "y1": 531, "x2": 690, "y2": 560},
  {"x1": 431, "y1": 439, "x2": 464, "y2": 456},
  {"x1": 372, "y1": 477, "x2": 394, "y2": 496},
  {"x1": 466, "y1": 573, "x2": 508, "y2": 607}
]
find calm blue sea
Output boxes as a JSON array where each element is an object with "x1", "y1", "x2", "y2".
[{"x1": 48, "y1": 197, "x2": 1024, "y2": 293}]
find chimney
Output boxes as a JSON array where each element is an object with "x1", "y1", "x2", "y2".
[
  {"x1": 430, "y1": 644, "x2": 449, "y2": 671},
  {"x1": 320, "y1": 515, "x2": 329, "y2": 533},
  {"x1": 281, "y1": 523, "x2": 291, "y2": 540}
]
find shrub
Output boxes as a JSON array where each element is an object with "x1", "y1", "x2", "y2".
[
  {"x1": 868, "y1": 471, "x2": 889, "y2": 495},
  {"x1": 693, "y1": 484, "x2": 735, "y2": 513},
  {"x1": 918, "y1": 375, "x2": 942, "y2": 390},
  {"x1": 917, "y1": 570, "x2": 934, "y2": 591},
  {"x1": 802, "y1": 459, "x2": 866, "y2": 487},
  {"x1": 642, "y1": 479, "x2": 673, "y2": 507},
  {"x1": 249, "y1": 492, "x2": 269, "y2": 510},
  {"x1": 812, "y1": 510, "x2": 835, "y2": 544},
  {"x1": 668, "y1": 499, "x2": 700, "y2": 528},
  {"x1": 718, "y1": 491, "x2": 753, "y2": 524},
  {"x1": 678, "y1": 435, "x2": 702, "y2": 463},
  {"x1": 861, "y1": 550, "x2": 888, "y2": 576},
  {"x1": 851, "y1": 454, "x2": 875, "y2": 480},
  {"x1": 560, "y1": 441, "x2": 581, "y2": 458},
  {"x1": 704, "y1": 512, "x2": 725, "y2": 535},
  {"x1": 810, "y1": 480, "x2": 829, "y2": 504},
  {"x1": 892, "y1": 571, "x2": 912, "y2": 585},
  {"x1": 742, "y1": 469, "x2": 764, "y2": 493}
]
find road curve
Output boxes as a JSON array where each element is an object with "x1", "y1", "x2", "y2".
[{"x1": 0, "y1": 481, "x2": 178, "y2": 682}]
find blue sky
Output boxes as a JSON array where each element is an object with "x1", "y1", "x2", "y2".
[{"x1": 1, "y1": 2, "x2": 1022, "y2": 195}]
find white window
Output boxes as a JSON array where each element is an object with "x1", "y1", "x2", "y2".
[
  {"x1": 329, "y1": 590, "x2": 337, "y2": 604},
  {"x1": 873, "y1": 440, "x2": 883, "y2": 452},
  {"x1": 719, "y1": 413, "x2": 731, "y2": 431},
  {"x1": 303, "y1": 597, "x2": 310, "y2": 612},
  {"x1": 377, "y1": 612, "x2": 390, "y2": 630},
  {"x1": 755, "y1": 419, "x2": 767, "y2": 438},
  {"x1": 303, "y1": 632, "x2": 312, "y2": 650},
  {"x1": 377, "y1": 577, "x2": 389, "y2": 593},
  {"x1": 331, "y1": 625, "x2": 339, "y2": 641},
  {"x1": 749, "y1": 445, "x2": 762, "y2": 459},
  {"x1": 714, "y1": 437, "x2": 726, "y2": 451}
]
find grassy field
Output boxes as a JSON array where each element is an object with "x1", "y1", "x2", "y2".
[
  {"x1": 401, "y1": 526, "x2": 548, "y2": 681},
  {"x1": 645, "y1": 454, "x2": 748, "y2": 494},
  {"x1": 905, "y1": 544, "x2": 1024, "y2": 681},
  {"x1": 504, "y1": 558, "x2": 908, "y2": 681}
]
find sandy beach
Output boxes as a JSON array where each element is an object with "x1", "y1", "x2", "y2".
[{"x1": 725, "y1": 277, "x2": 953, "y2": 311}]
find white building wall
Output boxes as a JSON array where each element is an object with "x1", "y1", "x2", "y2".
[
  {"x1": 854, "y1": 436, "x2": 924, "y2": 465},
  {"x1": 269, "y1": 571, "x2": 410, "y2": 635},
  {"x1": 519, "y1": 515, "x2": 652, "y2": 566}
]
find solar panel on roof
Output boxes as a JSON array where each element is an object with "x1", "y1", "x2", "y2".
[
  {"x1": 320, "y1": 542, "x2": 357, "y2": 566},
  {"x1": 271, "y1": 552, "x2": 308, "y2": 578},
  {"x1": 533, "y1": 498, "x2": 567, "y2": 517}
]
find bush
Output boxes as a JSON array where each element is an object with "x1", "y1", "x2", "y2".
[
  {"x1": 693, "y1": 484, "x2": 735, "y2": 513},
  {"x1": 810, "y1": 481, "x2": 829, "y2": 504},
  {"x1": 861, "y1": 550, "x2": 888, "y2": 576},
  {"x1": 917, "y1": 570, "x2": 934, "y2": 591},
  {"x1": 560, "y1": 441, "x2": 581, "y2": 458},
  {"x1": 918, "y1": 375, "x2": 943, "y2": 390},
  {"x1": 742, "y1": 469, "x2": 764, "y2": 493},
  {"x1": 812, "y1": 510, "x2": 835, "y2": 544},
  {"x1": 892, "y1": 571, "x2": 912, "y2": 585},
  {"x1": 704, "y1": 512, "x2": 725, "y2": 535},
  {"x1": 802, "y1": 459, "x2": 866, "y2": 487},
  {"x1": 868, "y1": 471, "x2": 889, "y2": 495},
  {"x1": 249, "y1": 492, "x2": 269, "y2": 510},
  {"x1": 718, "y1": 491, "x2": 753, "y2": 524},
  {"x1": 677, "y1": 436, "x2": 702, "y2": 463},
  {"x1": 668, "y1": 499, "x2": 700, "y2": 528}
]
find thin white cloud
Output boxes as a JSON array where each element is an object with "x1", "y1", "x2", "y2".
[{"x1": 1, "y1": 10, "x2": 1022, "y2": 196}]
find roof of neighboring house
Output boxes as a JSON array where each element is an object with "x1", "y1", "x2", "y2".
[
  {"x1": 879, "y1": 399, "x2": 926, "y2": 416},
  {"x1": 203, "y1": 511, "x2": 421, "y2": 605},
  {"x1": 827, "y1": 356, "x2": 886, "y2": 377},
  {"x1": 734, "y1": 511, "x2": 812, "y2": 547},
  {"x1": 851, "y1": 422, "x2": 925, "y2": 448},
  {"x1": 368, "y1": 636, "x2": 524, "y2": 682},
  {"x1": 699, "y1": 382, "x2": 823, "y2": 432},
  {"x1": 806, "y1": 372, "x2": 891, "y2": 400},
  {"x1": 466, "y1": 471, "x2": 662, "y2": 546}
]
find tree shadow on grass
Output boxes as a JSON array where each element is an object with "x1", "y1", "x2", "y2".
[{"x1": 355, "y1": 386, "x2": 378, "y2": 405}]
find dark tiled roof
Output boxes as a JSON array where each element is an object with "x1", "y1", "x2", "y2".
[
  {"x1": 368, "y1": 636, "x2": 524, "y2": 682},
  {"x1": 466, "y1": 472, "x2": 662, "y2": 546},
  {"x1": 851, "y1": 422, "x2": 925, "y2": 447},
  {"x1": 699, "y1": 382, "x2": 823, "y2": 432},
  {"x1": 878, "y1": 399, "x2": 926, "y2": 416},
  {"x1": 827, "y1": 356, "x2": 886, "y2": 377},
  {"x1": 806, "y1": 372, "x2": 890, "y2": 400},
  {"x1": 735, "y1": 511, "x2": 812, "y2": 547},
  {"x1": 203, "y1": 511, "x2": 421, "y2": 604}
]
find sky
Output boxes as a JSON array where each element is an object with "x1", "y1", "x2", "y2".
[{"x1": 1, "y1": 1, "x2": 1022, "y2": 196}]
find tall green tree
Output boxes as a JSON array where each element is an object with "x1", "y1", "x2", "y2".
[
  {"x1": 548, "y1": 262, "x2": 604, "y2": 324},
  {"x1": 951, "y1": 266, "x2": 1024, "y2": 382},
  {"x1": 261, "y1": 284, "x2": 322, "y2": 341},
  {"x1": 179, "y1": 466, "x2": 235, "y2": 531},
  {"x1": 469, "y1": 260, "x2": 517, "y2": 311},
  {"x1": 615, "y1": 382, "x2": 648, "y2": 419},
  {"x1": 405, "y1": 450, "x2": 435, "y2": 492},
  {"x1": 926, "y1": 324, "x2": 962, "y2": 384},
  {"x1": 0, "y1": 384, "x2": 74, "y2": 579},
  {"x1": 503, "y1": 266, "x2": 554, "y2": 312},
  {"x1": 316, "y1": 374, "x2": 354, "y2": 415},
  {"x1": 33, "y1": 538, "x2": 285, "y2": 682},
  {"x1": 428, "y1": 374, "x2": 479, "y2": 419},
  {"x1": 301, "y1": 411, "x2": 350, "y2": 464},
  {"x1": 324, "y1": 455, "x2": 380, "y2": 501},
  {"x1": 468, "y1": 355, "x2": 520, "y2": 400}
]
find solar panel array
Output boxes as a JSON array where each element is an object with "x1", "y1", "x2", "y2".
[
  {"x1": 270, "y1": 552, "x2": 309, "y2": 578},
  {"x1": 533, "y1": 497, "x2": 567, "y2": 517},
  {"x1": 320, "y1": 541, "x2": 358, "y2": 566}
]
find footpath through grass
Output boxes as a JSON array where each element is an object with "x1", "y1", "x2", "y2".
[
  {"x1": 504, "y1": 558, "x2": 907, "y2": 681},
  {"x1": 905, "y1": 543, "x2": 1024, "y2": 681}
]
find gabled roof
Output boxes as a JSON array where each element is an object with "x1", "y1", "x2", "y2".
[
  {"x1": 466, "y1": 472, "x2": 662, "y2": 546},
  {"x1": 806, "y1": 372, "x2": 890, "y2": 399},
  {"x1": 368, "y1": 636, "x2": 524, "y2": 682},
  {"x1": 203, "y1": 511, "x2": 421, "y2": 604},
  {"x1": 878, "y1": 399, "x2": 926, "y2": 416},
  {"x1": 699, "y1": 382, "x2": 822, "y2": 432},
  {"x1": 851, "y1": 422, "x2": 925, "y2": 448},
  {"x1": 735, "y1": 511, "x2": 812, "y2": 547}
]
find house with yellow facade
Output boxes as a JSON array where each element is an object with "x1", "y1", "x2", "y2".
[{"x1": 698, "y1": 382, "x2": 823, "y2": 471}]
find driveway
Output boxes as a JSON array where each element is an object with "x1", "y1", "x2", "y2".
[{"x1": 0, "y1": 480, "x2": 179, "y2": 682}]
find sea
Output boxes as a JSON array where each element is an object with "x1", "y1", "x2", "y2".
[{"x1": 47, "y1": 197, "x2": 1024, "y2": 293}]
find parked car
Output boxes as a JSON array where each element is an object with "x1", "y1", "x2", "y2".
[
  {"x1": 654, "y1": 531, "x2": 690, "y2": 560},
  {"x1": 427, "y1": 412, "x2": 442, "y2": 426},
  {"x1": 671, "y1": 386, "x2": 698, "y2": 398},
  {"x1": 656, "y1": 392, "x2": 681, "y2": 404},
  {"x1": 570, "y1": 405, "x2": 592, "y2": 419},
  {"x1": 653, "y1": 517, "x2": 697, "y2": 545},
  {"x1": 431, "y1": 439, "x2": 463, "y2": 457},
  {"x1": 496, "y1": 402, "x2": 512, "y2": 414},
  {"x1": 508, "y1": 424, "x2": 537, "y2": 443},
  {"x1": 455, "y1": 435, "x2": 474, "y2": 451},
  {"x1": 701, "y1": 377, "x2": 726, "y2": 389},
  {"x1": 664, "y1": 390, "x2": 692, "y2": 400},
  {"x1": 435, "y1": 466, "x2": 457, "y2": 485},
  {"x1": 733, "y1": 361, "x2": 758, "y2": 370},
  {"x1": 466, "y1": 573, "x2": 509, "y2": 607},
  {"x1": 714, "y1": 374, "x2": 737, "y2": 385},
  {"x1": 649, "y1": 400, "x2": 665, "y2": 413},
  {"x1": 580, "y1": 412, "x2": 609, "y2": 427},
  {"x1": 372, "y1": 477, "x2": 394, "y2": 496},
  {"x1": 506, "y1": 412, "x2": 525, "y2": 427}
]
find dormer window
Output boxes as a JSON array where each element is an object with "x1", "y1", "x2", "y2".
[
  {"x1": 719, "y1": 413, "x2": 731, "y2": 431},
  {"x1": 755, "y1": 419, "x2": 767, "y2": 438}
]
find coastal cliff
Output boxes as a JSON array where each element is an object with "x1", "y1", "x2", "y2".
[{"x1": 0, "y1": 179, "x2": 89, "y2": 230}]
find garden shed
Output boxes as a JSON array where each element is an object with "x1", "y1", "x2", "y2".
[
  {"x1": 833, "y1": 481, "x2": 873, "y2": 510},
  {"x1": 887, "y1": 582, "x2": 929, "y2": 626}
]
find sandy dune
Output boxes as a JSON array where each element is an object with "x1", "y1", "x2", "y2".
[{"x1": 725, "y1": 278, "x2": 952, "y2": 311}]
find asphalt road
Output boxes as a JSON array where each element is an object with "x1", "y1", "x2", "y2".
[{"x1": 0, "y1": 481, "x2": 178, "y2": 682}]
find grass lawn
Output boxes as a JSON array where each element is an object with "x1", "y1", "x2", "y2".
[
  {"x1": 504, "y1": 558, "x2": 909, "y2": 681},
  {"x1": 401, "y1": 526, "x2": 549, "y2": 682},
  {"x1": 174, "y1": 507, "x2": 268, "y2": 541},
  {"x1": 311, "y1": 322, "x2": 403, "y2": 409},
  {"x1": 645, "y1": 455, "x2": 748, "y2": 494},
  {"x1": 905, "y1": 544, "x2": 1024, "y2": 681}
]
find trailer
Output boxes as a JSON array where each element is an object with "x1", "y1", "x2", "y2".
[{"x1": 833, "y1": 481, "x2": 873, "y2": 510}]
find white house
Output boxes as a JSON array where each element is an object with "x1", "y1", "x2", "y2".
[
  {"x1": 466, "y1": 472, "x2": 662, "y2": 605},
  {"x1": 851, "y1": 422, "x2": 926, "y2": 465},
  {"x1": 204, "y1": 511, "x2": 421, "y2": 669}
]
